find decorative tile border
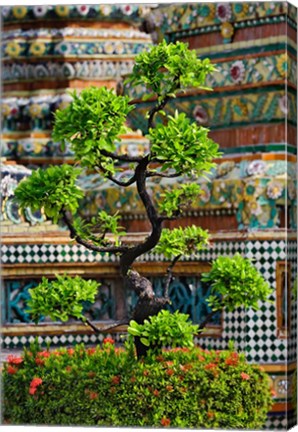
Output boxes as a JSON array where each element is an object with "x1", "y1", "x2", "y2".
[
  {"x1": 3, "y1": 60, "x2": 136, "y2": 83},
  {"x1": 152, "y1": 2, "x2": 297, "y2": 37},
  {"x1": 196, "y1": 37, "x2": 296, "y2": 61},
  {"x1": 2, "y1": 27, "x2": 152, "y2": 41},
  {"x1": 2, "y1": 4, "x2": 151, "y2": 24},
  {"x1": 2, "y1": 39, "x2": 152, "y2": 61}
]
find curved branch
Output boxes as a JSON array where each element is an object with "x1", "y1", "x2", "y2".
[
  {"x1": 101, "y1": 149, "x2": 143, "y2": 163},
  {"x1": 148, "y1": 78, "x2": 180, "y2": 130},
  {"x1": 148, "y1": 95, "x2": 172, "y2": 130},
  {"x1": 96, "y1": 165, "x2": 137, "y2": 187},
  {"x1": 82, "y1": 318, "x2": 128, "y2": 333},
  {"x1": 62, "y1": 210, "x2": 129, "y2": 254},
  {"x1": 120, "y1": 156, "x2": 163, "y2": 275}
]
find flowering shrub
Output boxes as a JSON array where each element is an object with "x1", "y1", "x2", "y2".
[{"x1": 2, "y1": 341, "x2": 273, "y2": 428}]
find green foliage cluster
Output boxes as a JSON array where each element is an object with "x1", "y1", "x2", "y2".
[
  {"x1": 73, "y1": 211, "x2": 126, "y2": 247},
  {"x1": 155, "y1": 225, "x2": 209, "y2": 259},
  {"x1": 128, "y1": 310, "x2": 198, "y2": 351},
  {"x1": 202, "y1": 253, "x2": 273, "y2": 312},
  {"x1": 14, "y1": 165, "x2": 83, "y2": 222},
  {"x1": 126, "y1": 40, "x2": 216, "y2": 101},
  {"x1": 158, "y1": 183, "x2": 201, "y2": 217},
  {"x1": 27, "y1": 275, "x2": 99, "y2": 323},
  {"x1": 149, "y1": 111, "x2": 220, "y2": 176},
  {"x1": 52, "y1": 87, "x2": 134, "y2": 171},
  {"x1": 2, "y1": 342, "x2": 272, "y2": 428}
]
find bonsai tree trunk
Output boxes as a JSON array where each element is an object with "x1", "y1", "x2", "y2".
[{"x1": 124, "y1": 270, "x2": 169, "y2": 358}]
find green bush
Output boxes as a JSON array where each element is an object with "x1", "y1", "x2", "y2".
[{"x1": 3, "y1": 340, "x2": 273, "y2": 428}]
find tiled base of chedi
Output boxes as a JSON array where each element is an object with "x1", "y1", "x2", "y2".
[{"x1": 1, "y1": 3, "x2": 297, "y2": 429}]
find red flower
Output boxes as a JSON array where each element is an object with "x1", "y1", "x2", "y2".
[
  {"x1": 7, "y1": 355, "x2": 23, "y2": 365},
  {"x1": 111, "y1": 375, "x2": 121, "y2": 385},
  {"x1": 166, "y1": 369, "x2": 174, "y2": 376},
  {"x1": 65, "y1": 366, "x2": 72, "y2": 373},
  {"x1": 7, "y1": 365, "x2": 18, "y2": 375},
  {"x1": 89, "y1": 392, "x2": 98, "y2": 400},
  {"x1": 205, "y1": 363, "x2": 217, "y2": 370},
  {"x1": 35, "y1": 358, "x2": 45, "y2": 366},
  {"x1": 30, "y1": 377, "x2": 43, "y2": 388},
  {"x1": 87, "y1": 347, "x2": 96, "y2": 355},
  {"x1": 88, "y1": 371, "x2": 96, "y2": 378},
  {"x1": 166, "y1": 385, "x2": 173, "y2": 392},
  {"x1": 165, "y1": 361, "x2": 174, "y2": 367},
  {"x1": 161, "y1": 417, "x2": 171, "y2": 427},
  {"x1": 153, "y1": 389, "x2": 159, "y2": 397},
  {"x1": 130, "y1": 376, "x2": 136, "y2": 383},
  {"x1": 67, "y1": 348, "x2": 74, "y2": 356},
  {"x1": 103, "y1": 337, "x2": 115, "y2": 345},
  {"x1": 29, "y1": 377, "x2": 43, "y2": 396},
  {"x1": 207, "y1": 411, "x2": 215, "y2": 419},
  {"x1": 241, "y1": 372, "x2": 250, "y2": 380},
  {"x1": 38, "y1": 351, "x2": 50, "y2": 358},
  {"x1": 182, "y1": 363, "x2": 192, "y2": 371},
  {"x1": 143, "y1": 370, "x2": 150, "y2": 377},
  {"x1": 225, "y1": 352, "x2": 239, "y2": 366}
]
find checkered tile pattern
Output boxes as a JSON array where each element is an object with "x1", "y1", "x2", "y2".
[
  {"x1": 1, "y1": 243, "x2": 118, "y2": 264},
  {"x1": 288, "y1": 240, "x2": 297, "y2": 362},
  {"x1": 243, "y1": 240, "x2": 296, "y2": 363},
  {"x1": 265, "y1": 414, "x2": 295, "y2": 431},
  {"x1": 0, "y1": 332, "x2": 126, "y2": 350}
]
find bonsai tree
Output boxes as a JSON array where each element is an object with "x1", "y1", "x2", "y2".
[{"x1": 14, "y1": 41, "x2": 272, "y2": 357}]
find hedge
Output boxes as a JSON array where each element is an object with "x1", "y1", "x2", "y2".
[{"x1": 2, "y1": 339, "x2": 273, "y2": 428}]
